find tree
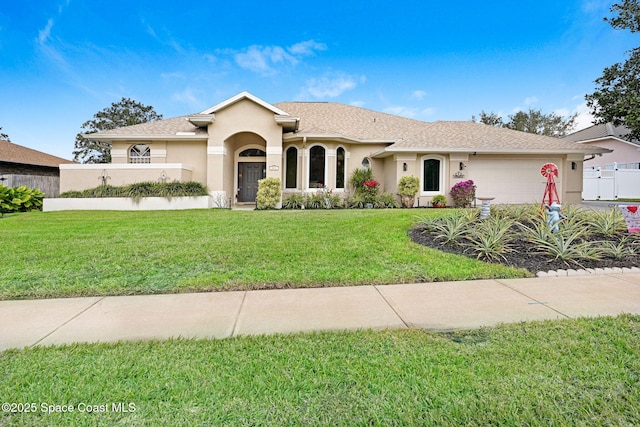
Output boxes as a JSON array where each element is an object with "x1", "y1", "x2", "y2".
[
  {"x1": 471, "y1": 110, "x2": 503, "y2": 127},
  {"x1": 0, "y1": 127, "x2": 10, "y2": 142},
  {"x1": 504, "y1": 108, "x2": 576, "y2": 137},
  {"x1": 471, "y1": 108, "x2": 576, "y2": 137},
  {"x1": 586, "y1": 0, "x2": 640, "y2": 141},
  {"x1": 585, "y1": 0, "x2": 640, "y2": 139},
  {"x1": 73, "y1": 98, "x2": 163, "y2": 163}
]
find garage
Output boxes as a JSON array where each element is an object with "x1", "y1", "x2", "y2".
[{"x1": 469, "y1": 156, "x2": 563, "y2": 204}]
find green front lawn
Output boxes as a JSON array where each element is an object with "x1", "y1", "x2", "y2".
[
  {"x1": 1, "y1": 315, "x2": 639, "y2": 426},
  {"x1": 0, "y1": 209, "x2": 528, "y2": 300}
]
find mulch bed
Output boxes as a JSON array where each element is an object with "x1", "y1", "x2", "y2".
[{"x1": 409, "y1": 226, "x2": 640, "y2": 274}]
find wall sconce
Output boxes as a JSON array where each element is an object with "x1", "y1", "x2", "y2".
[
  {"x1": 402, "y1": 162, "x2": 407, "y2": 172},
  {"x1": 571, "y1": 161, "x2": 577, "y2": 170},
  {"x1": 459, "y1": 162, "x2": 467, "y2": 171},
  {"x1": 160, "y1": 171, "x2": 168, "y2": 183}
]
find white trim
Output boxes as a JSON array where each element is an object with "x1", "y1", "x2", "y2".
[
  {"x1": 200, "y1": 91, "x2": 290, "y2": 115},
  {"x1": 44, "y1": 196, "x2": 211, "y2": 211},
  {"x1": 419, "y1": 155, "x2": 446, "y2": 196},
  {"x1": 59, "y1": 163, "x2": 191, "y2": 170},
  {"x1": 266, "y1": 146, "x2": 283, "y2": 155},
  {"x1": 207, "y1": 146, "x2": 227, "y2": 156}
]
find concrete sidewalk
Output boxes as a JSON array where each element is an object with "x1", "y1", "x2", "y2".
[{"x1": 1, "y1": 273, "x2": 640, "y2": 352}]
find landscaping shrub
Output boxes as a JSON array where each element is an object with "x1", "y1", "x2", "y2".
[
  {"x1": 0, "y1": 184, "x2": 44, "y2": 216},
  {"x1": 362, "y1": 180, "x2": 380, "y2": 204},
  {"x1": 450, "y1": 180, "x2": 476, "y2": 208},
  {"x1": 375, "y1": 192, "x2": 401, "y2": 208},
  {"x1": 349, "y1": 167, "x2": 373, "y2": 192},
  {"x1": 414, "y1": 204, "x2": 640, "y2": 271},
  {"x1": 398, "y1": 175, "x2": 419, "y2": 208},
  {"x1": 256, "y1": 177, "x2": 281, "y2": 210},
  {"x1": 282, "y1": 193, "x2": 305, "y2": 209},
  {"x1": 58, "y1": 182, "x2": 209, "y2": 199}
]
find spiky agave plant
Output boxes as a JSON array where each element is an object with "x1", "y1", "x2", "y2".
[
  {"x1": 465, "y1": 216, "x2": 515, "y2": 261},
  {"x1": 585, "y1": 208, "x2": 627, "y2": 236}
]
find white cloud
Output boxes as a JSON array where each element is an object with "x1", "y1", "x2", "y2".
[
  {"x1": 421, "y1": 107, "x2": 436, "y2": 116},
  {"x1": 411, "y1": 90, "x2": 427, "y2": 101},
  {"x1": 383, "y1": 105, "x2": 436, "y2": 119},
  {"x1": 172, "y1": 87, "x2": 202, "y2": 109},
  {"x1": 301, "y1": 72, "x2": 363, "y2": 98},
  {"x1": 287, "y1": 40, "x2": 327, "y2": 56},
  {"x1": 384, "y1": 106, "x2": 418, "y2": 118},
  {"x1": 233, "y1": 40, "x2": 326, "y2": 75},
  {"x1": 524, "y1": 96, "x2": 538, "y2": 106},
  {"x1": 37, "y1": 19, "x2": 54, "y2": 45},
  {"x1": 572, "y1": 102, "x2": 596, "y2": 131},
  {"x1": 350, "y1": 100, "x2": 366, "y2": 107}
]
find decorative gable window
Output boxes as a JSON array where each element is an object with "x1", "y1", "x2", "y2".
[{"x1": 129, "y1": 144, "x2": 151, "y2": 164}]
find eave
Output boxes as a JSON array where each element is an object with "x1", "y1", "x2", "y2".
[{"x1": 81, "y1": 133, "x2": 208, "y2": 142}]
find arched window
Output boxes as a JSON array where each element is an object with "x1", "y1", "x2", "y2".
[
  {"x1": 422, "y1": 157, "x2": 443, "y2": 193},
  {"x1": 285, "y1": 147, "x2": 297, "y2": 189},
  {"x1": 129, "y1": 144, "x2": 150, "y2": 164},
  {"x1": 308, "y1": 145, "x2": 326, "y2": 188},
  {"x1": 336, "y1": 147, "x2": 345, "y2": 189},
  {"x1": 239, "y1": 148, "x2": 266, "y2": 157},
  {"x1": 361, "y1": 157, "x2": 371, "y2": 169}
]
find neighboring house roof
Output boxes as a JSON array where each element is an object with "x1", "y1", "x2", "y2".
[
  {"x1": 84, "y1": 92, "x2": 609, "y2": 156},
  {"x1": 563, "y1": 123, "x2": 639, "y2": 146},
  {"x1": 0, "y1": 140, "x2": 75, "y2": 168}
]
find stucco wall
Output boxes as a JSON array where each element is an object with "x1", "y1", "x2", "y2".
[{"x1": 59, "y1": 164, "x2": 193, "y2": 193}]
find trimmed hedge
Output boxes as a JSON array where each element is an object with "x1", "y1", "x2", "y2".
[{"x1": 59, "y1": 182, "x2": 209, "y2": 199}]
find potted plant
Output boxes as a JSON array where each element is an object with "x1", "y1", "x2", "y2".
[
  {"x1": 431, "y1": 195, "x2": 447, "y2": 208},
  {"x1": 397, "y1": 175, "x2": 419, "y2": 208}
]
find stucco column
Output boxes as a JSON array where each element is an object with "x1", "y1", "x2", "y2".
[{"x1": 206, "y1": 131, "x2": 227, "y2": 202}]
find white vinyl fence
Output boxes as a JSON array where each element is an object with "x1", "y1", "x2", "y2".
[{"x1": 583, "y1": 167, "x2": 640, "y2": 200}]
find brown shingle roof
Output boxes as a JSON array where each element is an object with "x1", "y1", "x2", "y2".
[
  {"x1": 0, "y1": 140, "x2": 75, "y2": 168},
  {"x1": 86, "y1": 116, "x2": 207, "y2": 138},
  {"x1": 275, "y1": 102, "x2": 427, "y2": 142},
  {"x1": 391, "y1": 121, "x2": 605, "y2": 153},
  {"x1": 83, "y1": 94, "x2": 607, "y2": 155}
]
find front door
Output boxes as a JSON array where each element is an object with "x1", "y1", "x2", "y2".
[{"x1": 238, "y1": 162, "x2": 266, "y2": 202}]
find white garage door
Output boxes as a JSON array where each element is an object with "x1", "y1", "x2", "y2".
[{"x1": 469, "y1": 157, "x2": 562, "y2": 204}]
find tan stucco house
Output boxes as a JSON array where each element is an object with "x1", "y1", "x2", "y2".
[{"x1": 60, "y1": 91, "x2": 609, "y2": 206}]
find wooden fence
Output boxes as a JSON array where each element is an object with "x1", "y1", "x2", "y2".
[{"x1": 0, "y1": 174, "x2": 61, "y2": 197}]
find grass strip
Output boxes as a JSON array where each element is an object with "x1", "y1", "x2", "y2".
[{"x1": 1, "y1": 315, "x2": 638, "y2": 426}]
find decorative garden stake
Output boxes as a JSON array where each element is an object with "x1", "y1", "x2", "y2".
[
  {"x1": 545, "y1": 202, "x2": 566, "y2": 233},
  {"x1": 540, "y1": 163, "x2": 560, "y2": 210}
]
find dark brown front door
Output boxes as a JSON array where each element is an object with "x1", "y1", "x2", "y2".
[{"x1": 238, "y1": 162, "x2": 266, "y2": 202}]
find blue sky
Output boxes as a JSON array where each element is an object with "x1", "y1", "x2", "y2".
[{"x1": 1, "y1": 0, "x2": 637, "y2": 160}]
